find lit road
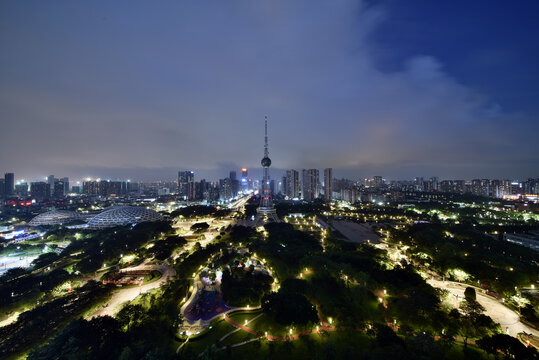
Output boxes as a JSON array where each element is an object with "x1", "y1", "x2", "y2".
[
  {"x1": 0, "y1": 255, "x2": 39, "y2": 274},
  {"x1": 88, "y1": 261, "x2": 176, "y2": 319},
  {"x1": 228, "y1": 193, "x2": 252, "y2": 211},
  {"x1": 428, "y1": 279, "x2": 538, "y2": 338}
]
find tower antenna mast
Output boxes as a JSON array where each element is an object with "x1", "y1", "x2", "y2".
[{"x1": 264, "y1": 115, "x2": 268, "y2": 158}]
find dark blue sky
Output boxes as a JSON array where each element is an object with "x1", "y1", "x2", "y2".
[
  {"x1": 1, "y1": 1, "x2": 538, "y2": 182},
  {"x1": 368, "y1": 0, "x2": 539, "y2": 113}
]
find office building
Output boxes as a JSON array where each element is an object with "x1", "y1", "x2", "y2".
[
  {"x1": 4, "y1": 173, "x2": 14, "y2": 196},
  {"x1": 31, "y1": 181, "x2": 50, "y2": 201},
  {"x1": 324, "y1": 168, "x2": 333, "y2": 202},
  {"x1": 285, "y1": 170, "x2": 299, "y2": 199},
  {"x1": 230, "y1": 171, "x2": 239, "y2": 197},
  {"x1": 60, "y1": 177, "x2": 69, "y2": 194},
  {"x1": 373, "y1": 176, "x2": 383, "y2": 188},
  {"x1": 47, "y1": 175, "x2": 56, "y2": 193},
  {"x1": 178, "y1": 171, "x2": 195, "y2": 200},
  {"x1": 302, "y1": 169, "x2": 319, "y2": 202},
  {"x1": 15, "y1": 182, "x2": 29, "y2": 197}
]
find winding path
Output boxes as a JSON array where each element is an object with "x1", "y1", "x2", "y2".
[
  {"x1": 427, "y1": 279, "x2": 538, "y2": 338},
  {"x1": 88, "y1": 261, "x2": 175, "y2": 319}
]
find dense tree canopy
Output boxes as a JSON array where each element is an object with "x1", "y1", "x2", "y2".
[{"x1": 262, "y1": 289, "x2": 318, "y2": 326}]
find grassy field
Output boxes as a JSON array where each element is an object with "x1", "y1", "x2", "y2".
[
  {"x1": 184, "y1": 327, "x2": 489, "y2": 359},
  {"x1": 178, "y1": 317, "x2": 238, "y2": 356}
]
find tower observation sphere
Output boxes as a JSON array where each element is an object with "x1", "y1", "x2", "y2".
[{"x1": 261, "y1": 157, "x2": 272, "y2": 167}]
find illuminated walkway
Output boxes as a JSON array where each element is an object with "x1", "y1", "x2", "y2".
[{"x1": 428, "y1": 279, "x2": 538, "y2": 338}]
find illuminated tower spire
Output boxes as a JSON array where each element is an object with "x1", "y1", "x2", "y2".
[
  {"x1": 253, "y1": 115, "x2": 280, "y2": 226},
  {"x1": 264, "y1": 115, "x2": 268, "y2": 158}
]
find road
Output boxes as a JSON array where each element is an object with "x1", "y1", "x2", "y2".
[
  {"x1": 88, "y1": 261, "x2": 176, "y2": 319},
  {"x1": 428, "y1": 279, "x2": 538, "y2": 338}
]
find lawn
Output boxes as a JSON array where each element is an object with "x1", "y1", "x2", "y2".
[
  {"x1": 243, "y1": 313, "x2": 301, "y2": 338},
  {"x1": 188, "y1": 328, "x2": 490, "y2": 359},
  {"x1": 179, "y1": 317, "x2": 237, "y2": 357}
]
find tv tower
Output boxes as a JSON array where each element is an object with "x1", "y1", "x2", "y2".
[{"x1": 253, "y1": 116, "x2": 280, "y2": 226}]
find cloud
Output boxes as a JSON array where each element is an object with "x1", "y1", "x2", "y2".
[{"x1": 0, "y1": 0, "x2": 537, "y2": 181}]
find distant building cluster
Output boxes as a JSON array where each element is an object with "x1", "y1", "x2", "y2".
[
  {"x1": 0, "y1": 173, "x2": 68, "y2": 202},
  {"x1": 2, "y1": 170, "x2": 537, "y2": 208},
  {"x1": 362, "y1": 176, "x2": 539, "y2": 200},
  {"x1": 278, "y1": 168, "x2": 334, "y2": 202},
  {"x1": 176, "y1": 168, "x2": 254, "y2": 203}
]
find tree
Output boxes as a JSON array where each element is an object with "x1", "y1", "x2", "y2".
[
  {"x1": 116, "y1": 304, "x2": 145, "y2": 331},
  {"x1": 262, "y1": 290, "x2": 318, "y2": 326},
  {"x1": 191, "y1": 222, "x2": 210, "y2": 233},
  {"x1": 118, "y1": 347, "x2": 134, "y2": 360},
  {"x1": 376, "y1": 325, "x2": 405, "y2": 349},
  {"x1": 464, "y1": 287, "x2": 476, "y2": 302},
  {"x1": 478, "y1": 334, "x2": 538, "y2": 360},
  {"x1": 31, "y1": 252, "x2": 59, "y2": 269}
]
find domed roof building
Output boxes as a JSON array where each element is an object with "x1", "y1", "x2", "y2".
[
  {"x1": 87, "y1": 206, "x2": 163, "y2": 229},
  {"x1": 28, "y1": 210, "x2": 83, "y2": 226}
]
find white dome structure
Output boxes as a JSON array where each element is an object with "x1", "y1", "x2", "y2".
[
  {"x1": 87, "y1": 206, "x2": 163, "y2": 229},
  {"x1": 28, "y1": 210, "x2": 82, "y2": 226}
]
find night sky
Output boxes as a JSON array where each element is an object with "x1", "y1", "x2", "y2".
[{"x1": 1, "y1": 1, "x2": 538, "y2": 182}]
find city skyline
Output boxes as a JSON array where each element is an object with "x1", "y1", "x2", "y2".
[
  {"x1": 1, "y1": 3, "x2": 539, "y2": 359},
  {"x1": 1, "y1": 1, "x2": 539, "y2": 181}
]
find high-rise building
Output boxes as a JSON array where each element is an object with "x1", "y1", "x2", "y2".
[
  {"x1": 240, "y1": 168, "x2": 249, "y2": 192},
  {"x1": 279, "y1": 176, "x2": 286, "y2": 195},
  {"x1": 0, "y1": 179, "x2": 5, "y2": 198},
  {"x1": 178, "y1": 171, "x2": 195, "y2": 200},
  {"x1": 82, "y1": 180, "x2": 128, "y2": 196},
  {"x1": 341, "y1": 188, "x2": 358, "y2": 203},
  {"x1": 373, "y1": 176, "x2": 383, "y2": 188},
  {"x1": 219, "y1": 178, "x2": 232, "y2": 201},
  {"x1": 47, "y1": 175, "x2": 56, "y2": 194},
  {"x1": 53, "y1": 180, "x2": 66, "y2": 199},
  {"x1": 30, "y1": 181, "x2": 50, "y2": 201},
  {"x1": 324, "y1": 168, "x2": 333, "y2": 202},
  {"x1": 302, "y1": 169, "x2": 319, "y2": 202},
  {"x1": 4, "y1": 173, "x2": 14, "y2": 196},
  {"x1": 429, "y1": 177, "x2": 439, "y2": 192},
  {"x1": 285, "y1": 170, "x2": 299, "y2": 199},
  {"x1": 254, "y1": 116, "x2": 280, "y2": 226},
  {"x1": 454, "y1": 180, "x2": 465, "y2": 194},
  {"x1": 60, "y1": 177, "x2": 69, "y2": 194},
  {"x1": 230, "y1": 171, "x2": 239, "y2": 197},
  {"x1": 83, "y1": 180, "x2": 99, "y2": 195}
]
